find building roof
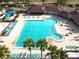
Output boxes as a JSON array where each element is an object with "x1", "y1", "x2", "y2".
[
  {"x1": 63, "y1": 7, "x2": 75, "y2": 13},
  {"x1": 0, "y1": 0, "x2": 8, "y2": 2},
  {"x1": 45, "y1": 6, "x2": 61, "y2": 13},
  {"x1": 13, "y1": 5, "x2": 79, "y2": 26},
  {"x1": 28, "y1": 6, "x2": 61, "y2": 14},
  {"x1": 60, "y1": 12, "x2": 69, "y2": 18},
  {"x1": 28, "y1": 6, "x2": 44, "y2": 13},
  {"x1": 57, "y1": 6, "x2": 76, "y2": 13},
  {"x1": 70, "y1": 11, "x2": 78, "y2": 15},
  {"x1": 71, "y1": 14, "x2": 79, "y2": 26}
]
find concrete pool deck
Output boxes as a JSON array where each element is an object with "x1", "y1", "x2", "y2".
[
  {"x1": 0, "y1": 14, "x2": 79, "y2": 53},
  {"x1": 47, "y1": 16, "x2": 79, "y2": 49},
  {"x1": 0, "y1": 23, "x2": 9, "y2": 35}
]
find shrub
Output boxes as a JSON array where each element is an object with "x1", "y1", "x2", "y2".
[
  {"x1": 67, "y1": 4, "x2": 73, "y2": 7},
  {"x1": 74, "y1": 4, "x2": 79, "y2": 7}
]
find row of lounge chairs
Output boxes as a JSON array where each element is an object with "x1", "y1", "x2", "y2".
[
  {"x1": 1, "y1": 21, "x2": 17, "y2": 36},
  {"x1": 11, "y1": 53, "x2": 46, "y2": 59},
  {"x1": 61, "y1": 21, "x2": 73, "y2": 36},
  {"x1": 66, "y1": 46, "x2": 79, "y2": 52},
  {"x1": 72, "y1": 35, "x2": 79, "y2": 41},
  {"x1": 24, "y1": 15, "x2": 47, "y2": 20},
  {"x1": 61, "y1": 21, "x2": 79, "y2": 41}
]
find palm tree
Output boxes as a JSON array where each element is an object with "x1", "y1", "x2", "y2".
[
  {"x1": 48, "y1": 45, "x2": 68, "y2": 59},
  {"x1": 36, "y1": 39, "x2": 47, "y2": 59},
  {"x1": 25, "y1": 0, "x2": 31, "y2": 5},
  {"x1": 57, "y1": 0, "x2": 67, "y2": 6},
  {"x1": 58, "y1": 48, "x2": 68, "y2": 59},
  {"x1": 74, "y1": 4, "x2": 79, "y2": 10},
  {"x1": 0, "y1": 45, "x2": 10, "y2": 59},
  {"x1": 41, "y1": 0, "x2": 46, "y2": 6},
  {"x1": 23, "y1": 38, "x2": 35, "y2": 59},
  {"x1": 48, "y1": 45, "x2": 59, "y2": 59}
]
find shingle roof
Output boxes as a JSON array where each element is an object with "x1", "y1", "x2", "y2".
[
  {"x1": 45, "y1": 6, "x2": 61, "y2": 13},
  {"x1": 28, "y1": 6, "x2": 44, "y2": 13},
  {"x1": 71, "y1": 14, "x2": 79, "y2": 26}
]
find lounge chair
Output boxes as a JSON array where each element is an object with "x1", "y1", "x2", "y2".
[
  {"x1": 66, "y1": 46, "x2": 77, "y2": 50},
  {"x1": 16, "y1": 53, "x2": 20, "y2": 59},
  {"x1": 75, "y1": 38, "x2": 79, "y2": 41},
  {"x1": 67, "y1": 32, "x2": 72, "y2": 35},
  {"x1": 11, "y1": 53, "x2": 17, "y2": 59},
  {"x1": 0, "y1": 40, "x2": 4, "y2": 43},
  {"x1": 0, "y1": 14, "x2": 6, "y2": 19},
  {"x1": 4, "y1": 29, "x2": 11, "y2": 36},
  {"x1": 18, "y1": 53, "x2": 23, "y2": 59},
  {"x1": 27, "y1": 54, "x2": 30, "y2": 59},
  {"x1": 37, "y1": 54, "x2": 41, "y2": 59},
  {"x1": 65, "y1": 34, "x2": 69, "y2": 36},
  {"x1": 22, "y1": 53, "x2": 26, "y2": 59}
]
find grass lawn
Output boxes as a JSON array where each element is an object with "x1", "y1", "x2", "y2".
[
  {"x1": 9, "y1": 0, "x2": 79, "y2": 5},
  {"x1": 31, "y1": 0, "x2": 57, "y2": 3},
  {"x1": 30, "y1": 0, "x2": 79, "y2": 5}
]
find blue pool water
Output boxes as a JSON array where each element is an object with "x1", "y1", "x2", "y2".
[
  {"x1": 16, "y1": 18, "x2": 62, "y2": 47},
  {"x1": 4, "y1": 10, "x2": 16, "y2": 19}
]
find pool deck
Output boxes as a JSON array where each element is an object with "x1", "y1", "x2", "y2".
[
  {"x1": 0, "y1": 14, "x2": 79, "y2": 53},
  {"x1": 47, "y1": 16, "x2": 79, "y2": 49},
  {"x1": 0, "y1": 23, "x2": 9, "y2": 35}
]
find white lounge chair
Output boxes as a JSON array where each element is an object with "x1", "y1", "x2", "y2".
[
  {"x1": 5, "y1": 14, "x2": 17, "y2": 21},
  {"x1": 0, "y1": 14, "x2": 6, "y2": 19}
]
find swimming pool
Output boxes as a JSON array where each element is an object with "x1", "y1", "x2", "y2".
[
  {"x1": 16, "y1": 18, "x2": 62, "y2": 47},
  {"x1": 4, "y1": 10, "x2": 16, "y2": 19}
]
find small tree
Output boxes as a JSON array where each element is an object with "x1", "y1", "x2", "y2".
[
  {"x1": 48, "y1": 45, "x2": 59, "y2": 59},
  {"x1": 25, "y1": 0, "x2": 31, "y2": 5},
  {"x1": 41, "y1": 0, "x2": 46, "y2": 6},
  {"x1": 59, "y1": 48, "x2": 68, "y2": 59},
  {"x1": 0, "y1": 45, "x2": 10, "y2": 59},
  {"x1": 74, "y1": 4, "x2": 79, "y2": 10},
  {"x1": 48, "y1": 45, "x2": 68, "y2": 59},
  {"x1": 23, "y1": 38, "x2": 35, "y2": 59},
  {"x1": 36, "y1": 39, "x2": 47, "y2": 59},
  {"x1": 57, "y1": 0, "x2": 68, "y2": 6}
]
